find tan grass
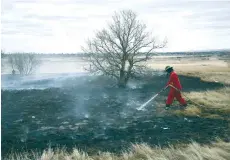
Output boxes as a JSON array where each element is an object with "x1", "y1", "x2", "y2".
[
  {"x1": 175, "y1": 59, "x2": 230, "y2": 85},
  {"x1": 172, "y1": 87, "x2": 230, "y2": 117},
  {"x1": 180, "y1": 72, "x2": 230, "y2": 85},
  {"x1": 5, "y1": 141, "x2": 230, "y2": 160},
  {"x1": 184, "y1": 87, "x2": 230, "y2": 112},
  {"x1": 173, "y1": 106, "x2": 202, "y2": 116},
  {"x1": 146, "y1": 55, "x2": 230, "y2": 85}
]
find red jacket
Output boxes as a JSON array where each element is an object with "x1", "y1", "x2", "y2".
[{"x1": 166, "y1": 71, "x2": 182, "y2": 90}]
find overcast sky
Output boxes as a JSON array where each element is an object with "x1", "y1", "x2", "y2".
[{"x1": 1, "y1": 0, "x2": 230, "y2": 53}]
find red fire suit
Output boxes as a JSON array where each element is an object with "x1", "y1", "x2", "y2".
[{"x1": 166, "y1": 71, "x2": 186, "y2": 105}]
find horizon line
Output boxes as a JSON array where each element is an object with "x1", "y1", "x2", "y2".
[{"x1": 2, "y1": 48, "x2": 230, "y2": 54}]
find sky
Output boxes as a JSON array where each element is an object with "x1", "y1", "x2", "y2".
[{"x1": 1, "y1": 0, "x2": 230, "y2": 53}]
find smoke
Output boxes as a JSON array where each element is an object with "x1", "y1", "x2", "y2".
[
  {"x1": 2, "y1": 65, "x2": 168, "y2": 149},
  {"x1": 1, "y1": 73, "x2": 88, "y2": 90}
]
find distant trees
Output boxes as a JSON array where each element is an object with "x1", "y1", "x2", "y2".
[
  {"x1": 1, "y1": 50, "x2": 6, "y2": 69},
  {"x1": 82, "y1": 10, "x2": 166, "y2": 87},
  {"x1": 8, "y1": 53, "x2": 40, "y2": 75},
  {"x1": 1, "y1": 50, "x2": 5, "y2": 57}
]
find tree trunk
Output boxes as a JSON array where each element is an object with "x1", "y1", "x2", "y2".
[
  {"x1": 118, "y1": 69, "x2": 132, "y2": 88},
  {"x1": 118, "y1": 69, "x2": 126, "y2": 87}
]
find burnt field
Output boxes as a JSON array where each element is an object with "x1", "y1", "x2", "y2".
[{"x1": 1, "y1": 72, "x2": 230, "y2": 157}]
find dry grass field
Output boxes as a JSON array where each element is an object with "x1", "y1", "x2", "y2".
[{"x1": 6, "y1": 140, "x2": 230, "y2": 160}]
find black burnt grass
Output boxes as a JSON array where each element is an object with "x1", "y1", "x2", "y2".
[{"x1": 1, "y1": 73, "x2": 229, "y2": 157}]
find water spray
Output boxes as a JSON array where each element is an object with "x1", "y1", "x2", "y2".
[{"x1": 137, "y1": 85, "x2": 168, "y2": 111}]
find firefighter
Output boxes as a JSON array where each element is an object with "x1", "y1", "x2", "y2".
[{"x1": 164, "y1": 66, "x2": 187, "y2": 110}]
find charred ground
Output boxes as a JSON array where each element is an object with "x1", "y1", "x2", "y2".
[{"x1": 1, "y1": 73, "x2": 229, "y2": 157}]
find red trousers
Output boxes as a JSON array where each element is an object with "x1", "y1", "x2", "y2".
[{"x1": 166, "y1": 90, "x2": 186, "y2": 105}]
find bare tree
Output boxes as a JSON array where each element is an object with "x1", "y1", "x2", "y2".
[
  {"x1": 82, "y1": 10, "x2": 166, "y2": 87},
  {"x1": 8, "y1": 53, "x2": 40, "y2": 75}
]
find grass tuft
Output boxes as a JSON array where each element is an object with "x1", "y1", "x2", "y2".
[
  {"x1": 5, "y1": 141, "x2": 230, "y2": 160},
  {"x1": 173, "y1": 106, "x2": 202, "y2": 116},
  {"x1": 184, "y1": 87, "x2": 230, "y2": 112}
]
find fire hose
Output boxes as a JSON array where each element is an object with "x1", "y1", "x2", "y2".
[
  {"x1": 168, "y1": 84, "x2": 204, "y2": 108},
  {"x1": 137, "y1": 84, "x2": 204, "y2": 111}
]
